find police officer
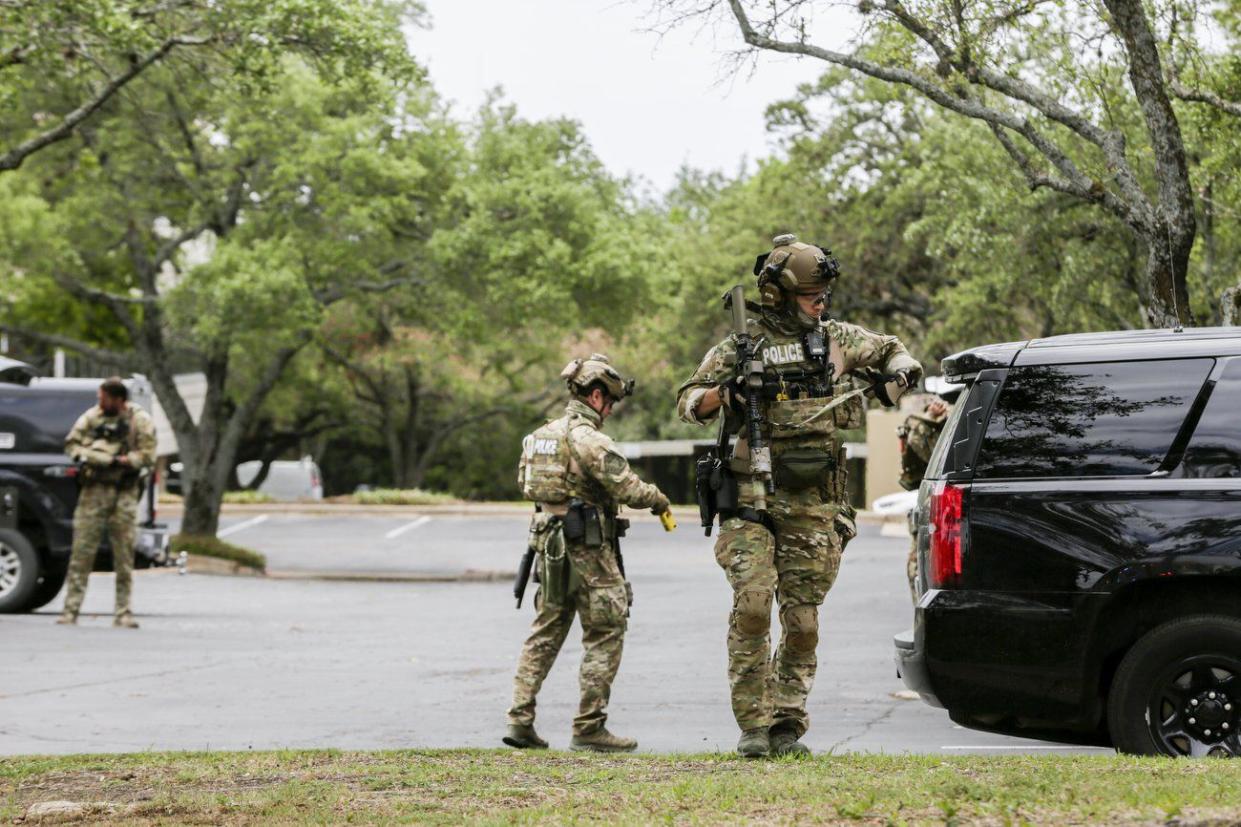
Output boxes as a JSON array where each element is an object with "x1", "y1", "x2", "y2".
[
  {"x1": 505, "y1": 354, "x2": 672, "y2": 752},
  {"x1": 677, "y1": 234, "x2": 921, "y2": 757},
  {"x1": 58, "y1": 377, "x2": 157, "y2": 627},
  {"x1": 897, "y1": 380, "x2": 961, "y2": 600}
]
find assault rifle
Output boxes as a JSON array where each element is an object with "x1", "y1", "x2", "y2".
[{"x1": 727, "y1": 284, "x2": 774, "y2": 509}]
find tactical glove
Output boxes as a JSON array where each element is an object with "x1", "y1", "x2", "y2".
[
  {"x1": 650, "y1": 491, "x2": 671, "y2": 516},
  {"x1": 717, "y1": 376, "x2": 748, "y2": 416}
]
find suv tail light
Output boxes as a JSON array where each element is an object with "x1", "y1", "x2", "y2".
[{"x1": 929, "y1": 480, "x2": 965, "y2": 588}]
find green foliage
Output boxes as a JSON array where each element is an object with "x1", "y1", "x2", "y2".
[
  {"x1": 220, "y1": 490, "x2": 276, "y2": 504},
  {"x1": 170, "y1": 533, "x2": 266, "y2": 571},
  {"x1": 346, "y1": 488, "x2": 458, "y2": 506}
]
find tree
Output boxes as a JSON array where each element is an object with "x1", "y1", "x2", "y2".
[
  {"x1": 2, "y1": 24, "x2": 437, "y2": 534},
  {"x1": 0, "y1": 0, "x2": 420, "y2": 173},
  {"x1": 653, "y1": 0, "x2": 1219, "y2": 326},
  {"x1": 320, "y1": 100, "x2": 661, "y2": 490}
]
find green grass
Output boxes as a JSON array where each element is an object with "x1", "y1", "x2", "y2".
[
  {"x1": 170, "y1": 533, "x2": 267, "y2": 572},
  {"x1": 343, "y1": 487, "x2": 460, "y2": 506},
  {"x1": 3, "y1": 749, "x2": 1240, "y2": 824}
]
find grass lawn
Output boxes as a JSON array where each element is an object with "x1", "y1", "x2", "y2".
[{"x1": 3, "y1": 749, "x2": 1239, "y2": 824}]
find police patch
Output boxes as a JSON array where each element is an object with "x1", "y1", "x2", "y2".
[{"x1": 762, "y1": 342, "x2": 805, "y2": 365}]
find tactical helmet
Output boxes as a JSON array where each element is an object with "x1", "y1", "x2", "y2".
[
  {"x1": 560, "y1": 353, "x2": 635, "y2": 401},
  {"x1": 753, "y1": 233, "x2": 840, "y2": 321}
]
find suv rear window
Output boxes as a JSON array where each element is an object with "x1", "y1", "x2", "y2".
[
  {"x1": 974, "y1": 359, "x2": 1211, "y2": 478},
  {"x1": 1178, "y1": 358, "x2": 1241, "y2": 478}
]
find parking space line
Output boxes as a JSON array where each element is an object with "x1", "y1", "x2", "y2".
[
  {"x1": 217, "y1": 514, "x2": 270, "y2": 538},
  {"x1": 385, "y1": 516, "x2": 431, "y2": 540}
]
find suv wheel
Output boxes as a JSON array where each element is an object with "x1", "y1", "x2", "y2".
[
  {"x1": 0, "y1": 529, "x2": 41, "y2": 613},
  {"x1": 1108, "y1": 616, "x2": 1241, "y2": 757}
]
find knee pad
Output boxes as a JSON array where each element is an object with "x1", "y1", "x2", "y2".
[
  {"x1": 733, "y1": 589, "x2": 773, "y2": 637},
  {"x1": 783, "y1": 604, "x2": 819, "y2": 655}
]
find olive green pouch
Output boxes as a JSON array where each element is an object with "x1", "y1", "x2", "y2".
[
  {"x1": 773, "y1": 447, "x2": 837, "y2": 491},
  {"x1": 538, "y1": 524, "x2": 570, "y2": 607}
]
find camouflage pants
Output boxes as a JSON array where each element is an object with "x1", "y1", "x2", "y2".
[
  {"x1": 715, "y1": 480, "x2": 843, "y2": 738},
  {"x1": 63, "y1": 483, "x2": 139, "y2": 618},
  {"x1": 507, "y1": 582, "x2": 629, "y2": 736}
]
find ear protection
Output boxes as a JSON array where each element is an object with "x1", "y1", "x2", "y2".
[{"x1": 754, "y1": 251, "x2": 799, "y2": 307}]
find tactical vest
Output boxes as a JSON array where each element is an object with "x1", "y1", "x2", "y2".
[
  {"x1": 517, "y1": 414, "x2": 609, "y2": 507},
  {"x1": 729, "y1": 319, "x2": 864, "y2": 495},
  {"x1": 518, "y1": 417, "x2": 575, "y2": 503}
]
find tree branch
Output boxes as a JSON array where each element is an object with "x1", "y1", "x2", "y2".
[
  {"x1": 0, "y1": 35, "x2": 210, "y2": 173},
  {"x1": 313, "y1": 276, "x2": 425, "y2": 306},
  {"x1": 1169, "y1": 81, "x2": 1241, "y2": 117},
  {"x1": 724, "y1": 0, "x2": 1150, "y2": 232},
  {"x1": 0, "y1": 325, "x2": 135, "y2": 367}
]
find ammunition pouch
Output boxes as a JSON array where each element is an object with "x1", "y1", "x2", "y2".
[
  {"x1": 563, "y1": 499, "x2": 607, "y2": 547},
  {"x1": 773, "y1": 447, "x2": 837, "y2": 491}
]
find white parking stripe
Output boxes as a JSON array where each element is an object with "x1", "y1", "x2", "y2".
[
  {"x1": 217, "y1": 514, "x2": 270, "y2": 538},
  {"x1": 385, "y1": 516, "x2": 431, "y2": 540}
]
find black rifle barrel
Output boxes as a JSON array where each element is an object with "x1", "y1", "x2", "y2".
[{"x1": 513, "y1": 546, "x2": 536, "y2": 608}]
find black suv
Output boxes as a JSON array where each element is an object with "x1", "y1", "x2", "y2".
[
  {"x1": 895, "y1": 328, "x2": 1241, "y2": 757},
  {"x1": 0, "y1": 358, "x2": 169, "y2": 613}
]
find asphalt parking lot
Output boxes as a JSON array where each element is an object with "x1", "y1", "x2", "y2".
[{"x1": 0, "y1": 513, "x2": 1110, "y2": 756}]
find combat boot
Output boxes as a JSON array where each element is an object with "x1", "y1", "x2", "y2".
[
  {"x1": 55, "y1": 611, "x2": 77, "y2": 626},
  {"x1": 769, "y1": 727, "x2": 811, "y2": 758},
  {"x1": 570, "y1": 728, "x2": 637, "y2": 753},
  {"x1": 502, "y1": 724, "x2": 548, "y2": 750},
  {"x1": 736, "y1": 727, "x2": 770, "y2": 759},
  {"x1": 113, "y1": 613, "x2": 140, "y2": 629}
]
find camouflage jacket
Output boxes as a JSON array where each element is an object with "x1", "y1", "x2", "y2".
[
  {"x1": 676, "y1": 315, "x2": 921, "y2": 456},
  {"x1": 555, "y1": 399, "x2": 664, "y2": 513},
  {"x1": 65, "y1": 403, "x2": 157, "y2": 485},
  {"x1": 897, "y1": 401, "x2": 950, "y2": 491}
]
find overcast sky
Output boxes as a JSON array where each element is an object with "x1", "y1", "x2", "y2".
[{"x1": 406, "y1": 1, "x2": 853, "y2": 193}]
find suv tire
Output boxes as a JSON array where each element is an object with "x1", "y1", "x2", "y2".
[
  {"x1": 0, "y1": 529, "x2": 41, "y2": 613},
  {"x1": 1108, "y1": 615, "x2": 1241, "y2": 757},
  {"x1": 27, "y1": 556, "x2": 69, "y2": 611}
]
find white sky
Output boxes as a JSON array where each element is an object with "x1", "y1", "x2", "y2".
[{"x1": 406, "y1": 1, "x2": 854, "y2": 193}]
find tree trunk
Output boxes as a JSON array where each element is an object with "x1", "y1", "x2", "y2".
[
  {"x1": 1142, "y1": 224, "x2": 1195, "y2": 328},
  {"x1": 181, "y1": 470, "x2": 224, "y2": 536}
]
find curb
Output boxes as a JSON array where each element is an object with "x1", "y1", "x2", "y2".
[{"x1": 264, "y1": 569, "x2": 514, "y2": 584}]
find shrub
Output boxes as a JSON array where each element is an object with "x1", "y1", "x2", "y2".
[
  {"x1": 222, "y1": 490, "x2": 277, "y2": 504},
  {"x1": 348, "y1": 488, "x2": 458, "y2": 506}
]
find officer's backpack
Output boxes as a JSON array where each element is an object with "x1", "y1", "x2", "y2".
[{"x1": 517, "y1": 417, "x2": 577, "y2": 503}]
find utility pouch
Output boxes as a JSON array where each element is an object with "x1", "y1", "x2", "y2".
[
  {"x1": 539, "y1": 525, "x2": 570, "y2": 607},
  {"x1": 615, "y1": 517, "x2": 630, "y2": 538},
  {"x1": 583, "y1": 505, "x2": 603, "y2": 547},
  {"x1": 773, "y1": 448, "x2": 837, "y2": 491},
  {"x1": 563, "y1": 500, "x2": 586, "y2": 542}
]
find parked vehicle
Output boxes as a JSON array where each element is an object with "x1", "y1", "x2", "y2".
[
  {"x1": 895, "y1": 327, "x2": 1241, "y2": 757},
  {"x1": 234, "y1": 455, "x2": 323, "y2": 501},
  {"x1": 0, "y1": 360, "x2": 170, "y2": 613}
]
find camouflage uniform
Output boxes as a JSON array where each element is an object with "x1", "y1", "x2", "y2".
[
  {"x1": 508, "y1": 398, "x2": 666, "y2": 736},
  {"x1": 62, "y1": 404, "x2": 157, "y2": 620},
  {"x1": 678, "y1": 317, "x2": 920, "y2": 738},
  {"x1": 898, "y1": 399, "x2": 950, "y2": 599}
]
